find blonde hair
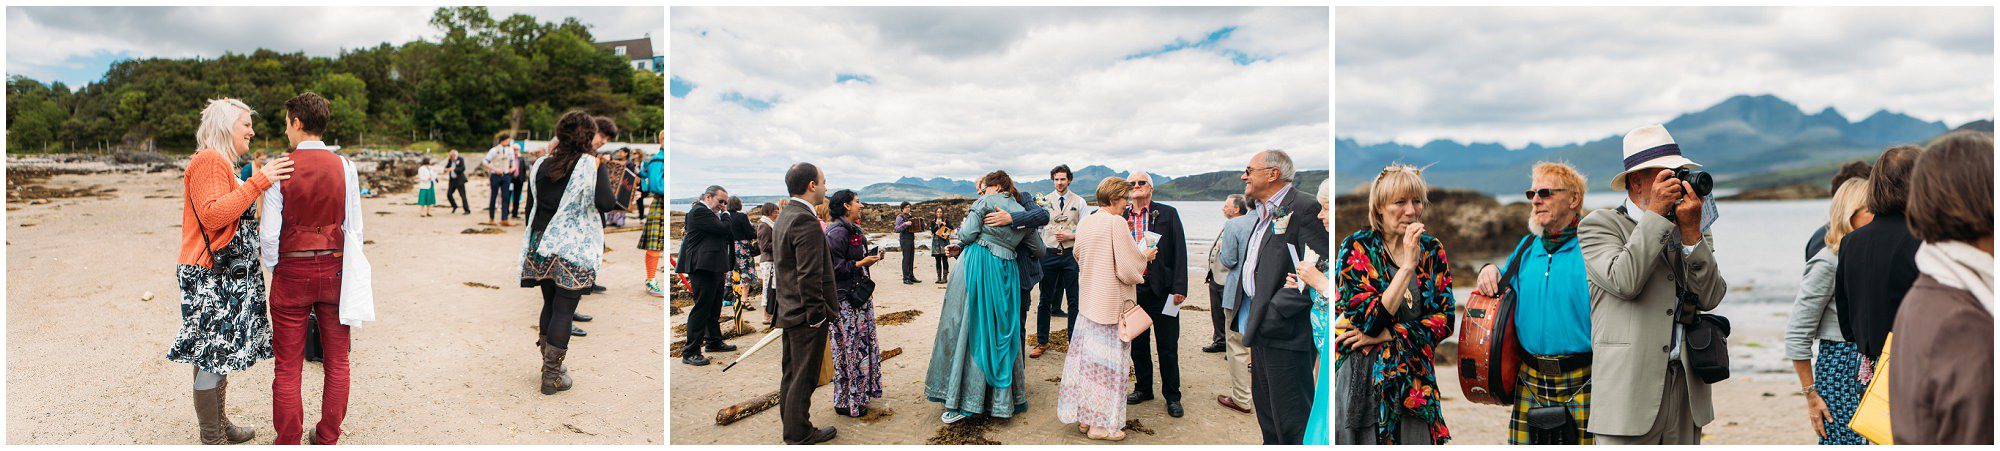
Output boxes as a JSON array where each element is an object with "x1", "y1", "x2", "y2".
[
  {"x1": 1825, "y1": 178, "x2": 1870, "y2": 255},
  {"x1": 1367, "y1": 164, "x2": 1429, "y2": 232},
  {"x1": 1095, "y1": 177, "x2": 1133, "y2": 206},
  {"x1": 814, "y1": 201, "x2": 831, "y2": 222},
  {"x1": 196, "y1": 98, "x2": 255, "y2": 163},
  {"x1": 1531, "y1": 161, "x2": 1588, "y2": 207}
]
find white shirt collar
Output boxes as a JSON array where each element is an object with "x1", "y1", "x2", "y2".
[
  {"x1": 790, "y1": 197, "x2": 814, "y2": 210},
  {"x1": 296, "y1": 140, "x2": 331, "y2": 151}
]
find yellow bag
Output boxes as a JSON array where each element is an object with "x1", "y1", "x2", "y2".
[
  {"x1": 1849, "y1": 333, "x2": 1894, "y2": 444},
  {"x1": 816, "y1": 336, "x2": 836, "y2": 387}
]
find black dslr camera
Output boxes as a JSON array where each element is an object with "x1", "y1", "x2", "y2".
[{"x1": 1673, "y1": 167, "x2": 1712, "y2": 198}]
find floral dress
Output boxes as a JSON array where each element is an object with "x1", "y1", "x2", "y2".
[
  {"x1": 1335, "y1": 228, "x2": 1455, "y2": 444},
  {"x1": 826, "y1": 218, "x2": 883, "y2": 414},
  {"x1": 165, "y1": 209, "x2": 274, "y2": 375}
]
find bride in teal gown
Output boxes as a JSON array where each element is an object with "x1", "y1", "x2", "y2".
[{"x1": 924, "y1": 171, "x2": 1031, "y2": 424}]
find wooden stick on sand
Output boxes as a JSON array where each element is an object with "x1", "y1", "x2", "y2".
[{"x1": 715, "y1": 347, "x2": 904, "y2": 426}]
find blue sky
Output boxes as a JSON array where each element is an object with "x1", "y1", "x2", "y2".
[
  {"x1": 7, "y1": 6, "x2": 663, "y2": 91},
  {"x1": 670, "y1": 6, "x2": 1330, "y2": 197}
]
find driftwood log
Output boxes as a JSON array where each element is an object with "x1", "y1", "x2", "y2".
[{"x1": 715, "y1": 347, "x2": 905, "y2": 426}]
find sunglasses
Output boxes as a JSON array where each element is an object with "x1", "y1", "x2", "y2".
[
  {"x1": 1243, "y1": 166, "x2": 1276, "y2": 176},
  {"x1": 1524, "y1": 188, "x2": 1571, "y2": 200},
  {"x1": 1131, "y1": 180, "x2": 1150, "y2": 187}
]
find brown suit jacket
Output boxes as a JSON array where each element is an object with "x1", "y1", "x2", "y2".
[{"x1": 772, "y1": 199, "x2": 835, "y2": 329}]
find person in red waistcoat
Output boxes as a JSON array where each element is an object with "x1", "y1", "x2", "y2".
[{"x1": 255, "y1": 92, "x2": 366, "y2": 445}]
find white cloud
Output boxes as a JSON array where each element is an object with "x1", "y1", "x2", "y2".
[
  {"x1": 671, "y1": 6, "x2": 1330, "y2": 197},
  {"x1": 1336, "y1": 6, "x2": 1995, "y2": 147}
]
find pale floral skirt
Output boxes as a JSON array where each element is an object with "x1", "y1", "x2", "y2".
[{"x1": 1057, "y1": 319, "x2": 1130, "y2": 430}]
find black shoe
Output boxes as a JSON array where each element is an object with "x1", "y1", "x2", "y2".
[
  {"x1": 792, "y1": 426, "x2": 838, "y2": 445},
  {"x1": 1051, "y1": 310, "x2": 1068, "y2": 318},
  {"x1": 682, "y1": 354, "x2": 710, "y2": 366},
  {"x1": 573, "y1": 313, "x2": 593, "y2": 322},
  {"x1": 1126, "y1": 392, "x2": 1154, "y2": 405},
  {"x1": 590, "y1": 285, "x2": 607, "y2": 294},
  {"x1": 743, "y1": 304, "x2": 757, "y2": 312},
  {"x1": 705, "y1": 342, "x2": 738, "y2": 353},
  {"x1": 834, "y1": 405, "x2": 870, "y2": 417},
  {"x1": 1201, "y1": 342, "x2": 1226, "y2": 353},
  {"x1": 1167, "y1": 400, "x2": 1185, "y2": 418},
  {"x1": 570, "y1": 325, "x2": 587, "y2": 337}
]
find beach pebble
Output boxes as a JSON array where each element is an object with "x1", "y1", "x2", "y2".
[{"x1": 141, "y1": 291, "x2": 155, "y2": 302}]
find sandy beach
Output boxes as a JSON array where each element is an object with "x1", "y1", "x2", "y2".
[
  {"x1": 669, "y1": 245, "x2": 1267, "y2": 445},
  {"x1": 5, "y1": 166, "x2": 663, "y2": 444}
]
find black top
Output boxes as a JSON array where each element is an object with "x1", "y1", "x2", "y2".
[
  {"x1": 447, "y1": 156, "x2": 467, "y2": 181},
  {"x1": 1805, "y1": 223, "x2": 1828, "y2": 262},
  {"x1": 527, "y1": 162, "x2": 628, "y2": 235},
  {"x1": 1832, "y1": 213, "x2": 1923, "y2": 359}
]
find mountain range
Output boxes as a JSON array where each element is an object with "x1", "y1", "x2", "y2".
[
  {"x1": 676, "y1": 164, "x2": 1329, "y2": 204},
  {"x1": 1336, "y1": 94, "x2": 1973, "y2": 194}
]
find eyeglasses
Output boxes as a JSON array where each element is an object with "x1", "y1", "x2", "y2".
[
  {"x1": 1524, "y1": 188, "x2": 1571, "y2": 200},
  {"x1": 1243, "y1": 166, "x2": 1276, "y2": 176},
  {"x1": 1131, "y1": 180, "x2": 1150, "y2": 187}
]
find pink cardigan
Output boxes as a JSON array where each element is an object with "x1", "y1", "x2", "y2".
[{"x1": 1072, "y1": 209, "x2": 1148, "y2": 325}]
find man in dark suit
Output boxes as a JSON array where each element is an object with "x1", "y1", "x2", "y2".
[
  {"x1": 772, "y1": 163, "x2": 838, "y2": 445},
  {"x1": 1235, "y1": 150, "x2": 1328, "y2": 444},
  {"x1": 894, "y1": 202, "x2": 923, "y2": 284},
  {"x1": 1121, "y1": 171, "x2": 1190, "y2": 417},
  {"x1": 675, "y1": 185, "x2": 740, "y2": 366}
]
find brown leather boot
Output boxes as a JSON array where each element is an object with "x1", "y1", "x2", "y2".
[
  {"x1": 193, "y1": 386, "x2": 232, "y2": 444},
  {"x1": 213, "y1": 379, "x2": 255, "y2": 444},
  {"x1": 540, "y1": 342, "x2": 573, "y2": 395}
]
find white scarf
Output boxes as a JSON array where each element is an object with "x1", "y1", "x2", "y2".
[{"x1": 1914, "y1": 241, "x2": 1993, "y2": 310}]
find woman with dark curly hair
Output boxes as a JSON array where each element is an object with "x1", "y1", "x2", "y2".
[
  {"x1": 518, "y1": 111, "x2": 629, "y2": 395},
  {"x1": 825, "y1": 189, "x2": 885, "y2": 417}
]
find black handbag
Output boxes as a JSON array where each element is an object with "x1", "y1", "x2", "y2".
[
  {"x1": 1685, "y1": 313, "x2": 1732, "y2": 384},
  {"x1": 1526, "y1": 405, "x2": 1580, "y2": 445}
]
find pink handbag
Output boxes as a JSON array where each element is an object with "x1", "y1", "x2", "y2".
[{"x1": 1118, "y1": 304, "x2": 1153, "y2": 342}]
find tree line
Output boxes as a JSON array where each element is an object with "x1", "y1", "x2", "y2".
[{"x1": 6, "y1": 6, "x2": 663, "y2": 154}]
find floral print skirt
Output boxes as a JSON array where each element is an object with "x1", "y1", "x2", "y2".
[
  {"x1": 831, "y1": 291, "x2": 883, "y2": 414},
  {"x1": 1057, "y1": 319, "x2": 1130, "y2": 430},
  {"x1": 165, "y1": 214, "x2": 274, "y2": 375}
]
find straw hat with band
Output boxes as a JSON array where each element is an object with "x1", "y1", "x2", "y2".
[{"x1": 1610, "y1": 124, "x2": 1701, "y2": 191}]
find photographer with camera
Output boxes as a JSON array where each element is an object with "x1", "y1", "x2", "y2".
[{"x1": 1578, "y1": 124, "x2": 1728, "y2": 445}]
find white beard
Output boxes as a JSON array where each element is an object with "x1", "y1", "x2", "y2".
[{"x1": 1527, "y1": 214, "x2": 1544, "y2": 237}]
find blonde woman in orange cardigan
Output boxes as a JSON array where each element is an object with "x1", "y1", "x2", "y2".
[
  {"x1": 164, "y1": 98, "x2": 293, "y2": 444},
  {"x1": 1057, "y1": 177, "x2": 1157, "y2": 441}
]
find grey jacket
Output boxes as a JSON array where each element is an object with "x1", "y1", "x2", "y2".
[
  {"x1": 1580, "y1": 206, "x2": 1727, "y2": 437},
  {"x1": 1212, "y1": 213, "x2": 1258, "y2": 311},
  {"x1": 1785, "y1": 248, "x2": 1846, "y2": 361}
]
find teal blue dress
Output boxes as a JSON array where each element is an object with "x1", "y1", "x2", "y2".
[
  {"x1": 924, "y1": 193, "x2": 1031, "y2": 417},
  {"x1": 1306, "y1": 276, "x2": 1332, "y2": 444}
]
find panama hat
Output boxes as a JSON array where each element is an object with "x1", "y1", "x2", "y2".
[{"x1": 1610, "y1": 124, "x2": 1701, "y2": 191}]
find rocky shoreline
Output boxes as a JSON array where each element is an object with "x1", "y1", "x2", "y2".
[
  {"x1": 7, "y1": 150, "x2": 442, "y2": 205},
  {"x1": 1333, "y1": 188, "x2": 1530, "y2": 287}
]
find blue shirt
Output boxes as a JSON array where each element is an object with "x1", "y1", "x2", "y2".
[{"x1": 1502, "y1": 235, "x2": 1593, "y2": 356}]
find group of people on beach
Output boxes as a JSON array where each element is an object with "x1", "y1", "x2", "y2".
[
  {"x1": 677, "y1": 149, "x2": 1333, "y2": 445},
  {"x1": 171, "y1": 91, "x2": 665, "y2": 444},
  {"x1": 1335, "y1": 123, "x2": 1993, "y2": 445}
]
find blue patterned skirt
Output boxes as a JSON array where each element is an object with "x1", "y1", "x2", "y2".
[{"x1": 1813, "y1": 340, "x2": 1867, "y2": 445}]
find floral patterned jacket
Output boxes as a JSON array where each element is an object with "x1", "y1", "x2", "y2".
[{"x1": 1335, "y1": 228, "x2": 1455, "y2": 444}]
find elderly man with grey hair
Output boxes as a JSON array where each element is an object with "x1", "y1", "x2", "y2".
[
  {"x1": 1234, "y1": 149, "x2": 1328, "y2": 444},
  {"x1": 676, "y1": 184, "x2": 747, "y2": 366},
  {"x1": 1207, "y1": 192, "x2": 1258, "y2": 414}
]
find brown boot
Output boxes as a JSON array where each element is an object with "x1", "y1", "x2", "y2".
[
  {"x1": 540, "y1": 342, "x2": 574, "y2": 395},
  {"x1": 193, "y1": 384, "x2": 252, "y2": 445},
  {"x1": 213, "y1": 379, "x2": 255, "y2": 444}
]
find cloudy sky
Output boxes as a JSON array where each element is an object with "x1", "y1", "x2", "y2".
[
  {"x1": 6, "y1": 6, "x2": 663, "y2": 89},
  {"x1": 1337, "y1": 6, "x2": 1994, "y2": 148},
  {"x1": 671, "y1": 6, "x2": 1330, "y2": 197}
]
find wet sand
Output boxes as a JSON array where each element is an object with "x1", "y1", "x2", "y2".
[
  {"x1": 669, "y1": 247, "x2": 1266, "y2": 445},
  {"x1": 6, "y1": 169, "x2": 663, "y2": 444}
]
